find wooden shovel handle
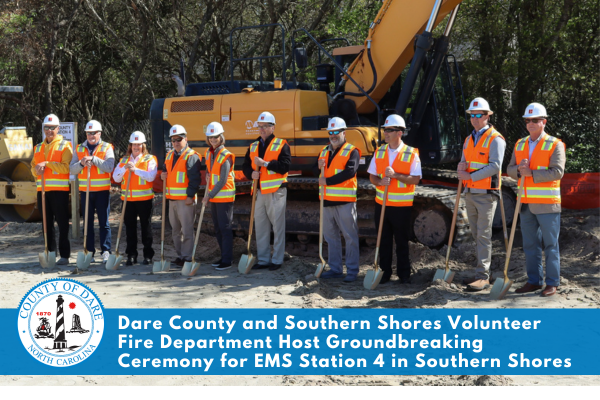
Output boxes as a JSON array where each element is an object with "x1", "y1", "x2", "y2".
[
  {"x1": 114, "y1": 174, "x2": 132, "y2": 256},
  {"x1": 318, "y1": 166, "x2": 326, "y2": 263},
  {"x1": 498, "y1": 174, "x2": 509, "y2": 251},
  {"x1": 246, "y1": 167, "x2": 260, "y2": 254},
  {"x1": 82, "y1": 166, "x2": 91, "y2": 254},
  {"x1": 444, "y1": 179, "x2": 463, "y2": 269},
  {"x1": 503, "y1": 178, "x2": 525, "y2": 279},
  {"x1": 374, "y1": 185, "x2": 389, "y2": 259},
  {"x1": 191, "y1": 184, "x2": 210, "y2": 262},
  {"x1": 160, "y1": 178, "x2": 167, "y2": 246},
  {"x1": 41, "y1": 174, "x2": 49, "y2": 253}
]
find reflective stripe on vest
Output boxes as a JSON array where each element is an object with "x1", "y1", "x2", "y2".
[
  {"x1": 165, "y1": 147, "x2": 197, "y2": 200},
  {"x1": 34, "y1": 138, "x2": 71, "y2": 191},
  {"x1": 318, "y1": 142, "x2": 359, "y2": 202},
  {"x1": 206, "y1": 147, "x2": 236, "y2": 203},
  {"x1": 76, "y1": 141, "x2": 113, "y2": 191},
  {"x1": 250, "y1": 137, "x2": 288, "y2": 194},
  {"x1": 119, "y1": 154, "x2": 155, "y2": 201},
  {"x1": 463, "y1": 128, "x2": 504, "y2": 190},
  {"x1": 374, "y1": 143, "x2": 417, "y2": 207}
]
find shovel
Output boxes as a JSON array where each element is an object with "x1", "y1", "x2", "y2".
[
  {"x1": 363, "y1": 185, "x2": 388, "y2": 290},
  {"x1": 490, "y1": 178, "x2": 525, "y2": 300},
  {"x1": 76, "y1": 166, "x2": 93, "y2": 269},
  {"x1": 433, "y1": 180, "x2": 462, "y2": 283},
  {"x1": 153, "y1": 178, "x2": 170, "y2": 273},
  {"x1": 183, "y1": 185, "x2": 210, "y2": 276},
  {"x1": 313, "y1": 166, "x2": 328, "y2": 278},
  {"x1": 498, "y1": 174, "x2": 509, "y2": 251},
  {"x1": 38, "y1": 174, "x2": 56, "y2": 268},
  {"x1": 106, "y1": 176, "x2": 132, "y2": 271},
  {"x1": 238, "y1": 167, "x2": 260, "y2": 274}
]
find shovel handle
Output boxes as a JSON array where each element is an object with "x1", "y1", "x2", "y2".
[
  {"x1": 246, "y1": 166, "x2": 260, "y2": 254},
  {"x1": 191, "y1": 184, "x2": 210, "y2": 263},
  {"x1": 503, "y1": 178, "x2": 525, "y2": 279},
  {"x1": 444, "y1": 179, "x2": 463, "y2": 270},
  {"x1": 318, "y1": 166, "x2": 326, "y2": 265},
  {"x1": 82, "y1": 166, "x2": 91, "y2": 255},
  {"x1": 114, "y1": 174, "x2": 132, "y2": 257},
  {"x1": 498, "y1": 174, "x2": 509, "y2": 251},
  {"x1": 373, "y1": 185, "x2": 388, "y2": 269},
  {"x1": 40, "y1": 174, "x2": 49, "y2": 254},
  {"x1": 160, "y1": 178, "x2": 167, "y2": 251}
]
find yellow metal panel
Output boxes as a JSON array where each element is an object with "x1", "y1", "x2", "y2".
[
  {"x1": 163, "y1": 96, "x2": 223, "y2": 138},
  {"x1": 294, "y1": 90, "x2": 329, "y2": 132}
]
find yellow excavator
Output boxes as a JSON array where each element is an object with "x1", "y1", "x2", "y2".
[{"x1": 150, "y1": 0, "x2": 517, "y2": 247}]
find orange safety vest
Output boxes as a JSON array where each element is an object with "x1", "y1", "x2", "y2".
[
  {"x1": 318, "y1": 142, "x2": 361, "y2": 202},
  {"x1": 514, "y1": 133, "x2": 563, "y2": 204},
  {"x1": 75, "y1": 141, "x2": 114, "y2": 191},
  {"x1": 164, "y1": 147, "x2": 200, "y2": 200},
  {"x1": 205, "y1": 147, "x2": 236, "y2": 203},
  {"x1": 117, "y1": 154, "x2": 156, "y2": 201},
  {"x1": 33, "y1": 137, "x2": 71, "y2": 192},
  {"x1": 463, "y1": 127, "x2": 505, "y2": 190},
  {"x1": 250, "y1": 137, "x2": 288, "y2": 194},
  {"x1": 374, "y1": 143, "x2": 418, "y2": 207}
]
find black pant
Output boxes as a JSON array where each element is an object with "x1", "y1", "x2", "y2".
[
  {"x1": 124, "y1": 199, "x2": 154, "y2": 259},
  {"x1": 37, "y1": 191, "x2": 70, "y2": 258},
  {"x1": 211, "y1": 202, "x2": 234, "y2": 264},
  {"x1": 374, "y1": 203, "x2": 412, "y2": 279}
]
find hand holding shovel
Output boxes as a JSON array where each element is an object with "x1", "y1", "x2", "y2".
[
  {"x1": 490, "y1": 178, "x2": 525, "y2": 300},
  {"x1": 76, "y1": 166, "x2": 93, "y2": 270},
  {"x1": 38, "y1": 174, "x2": 56, "y2": 268},
  {"x1": 183, "y1": 184, "x2": 210, "y2": 276}
]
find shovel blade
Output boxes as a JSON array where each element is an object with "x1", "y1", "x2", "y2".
[
  {"x1": 153, "y1": 260, "x2": 164, "y2": 273},
  {"x1": 184, "y1": 262, "x2": 200, "y2": 277},
  {"x1": 161, "y1": 261, "x2": 171, "y2": 272},
  {"x1": 39, "y1": 251, "x2": 56, "y2": 268},
  {"x1": 314, "y1": 262, "x2": 326, "y2": 278},
  {"x1": 363, "y1": 268, "x2": 384, "y2": 290},
  {"x1": 490, "y1": 278, "x2": 513, "y2": 300},
  {"x1": 105, "y1": 254, "x2": 122, "y2": 271},
  {"x1": 77, "y1": 252, "x2": 93, "y2": 270},
  {"x1": 181, "y1": 261, "x2": 193, "y2": 276},
  {"x1": 237, "y1": 253, "x2": 256, "y2": 274}
]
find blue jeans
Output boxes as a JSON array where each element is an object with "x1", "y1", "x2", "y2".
[
  {"x1": 519, "y1": 204, "x2": 561, "y2": 286},
  {"x1": 80, "y1": 190, "x2": 111, "y2": 254}
]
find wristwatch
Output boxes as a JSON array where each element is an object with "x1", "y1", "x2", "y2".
[{"x1": 264, "y1": 162, "x2": 269, "y2": 168}]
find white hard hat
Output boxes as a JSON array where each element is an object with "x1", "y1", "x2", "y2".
[
  {"x1": 256, "y1": 111, "x2": 276, "y2": 125},
  {"x1": 206, "y1": 122, "x2": 224, "y2": 137},
  {"x1": 129, "y1": 131, "x2": 146, "y2": 144},
  {"x1": 326, "y1": 117, "x2": 347, "y2": 131},
  {"x1": 523, "y1": 103, "x2": 548, "y2": 118},
  {"x1": 467, "y1": 97, "x2": 493, "y2": 115},
  {"x1": 169, "y1": 124, "x2": 187, "y2": 137},
  {"x1": 43, "y1": 114, "x2": 60, "y2": 126},
  {"x1": 84, "y1": 120, "x2": 102, "y2": 132},
  {"x1": 382, "y1": 114, "x2": 406, "y2": 129}
]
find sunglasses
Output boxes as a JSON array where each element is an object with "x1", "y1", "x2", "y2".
[
  {"x1": 86, "y1": 131, "x2": 100, "y2": 135},
  {"x1": 383, "y1": 128, "x2": 403, "y2": 133},
  {"x1": 171, "y1": 137, "x2": 184, "y2": 143},
  {"x1": 328, "y1": 130, "x2": 343, "y2": 135},
  {"x1": 524, "y1": 118, "x2": 543, "y2": 124},
  {"x1": 470, "y1": 113, "x2": 487, "y2": 119},
  {"x1": 257, "y1": 124, "x2": 273, "y2": 130},
  {"x1": 43, "y1": 126, "x2": 58, "y2": 130}
]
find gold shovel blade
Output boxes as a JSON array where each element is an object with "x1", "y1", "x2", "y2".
[
  {"x1": 105, "y1": 254, "x2": 122, "y2": 271},
  {"x1": 489, "y1": 278, "x2": 513, "y2": 300},
  {"x1": 237, "y1": 254, "x2": 256, "y2": 274},
  {"x1": 363, "y1": 268, "x2": 384, "y2": 290}
]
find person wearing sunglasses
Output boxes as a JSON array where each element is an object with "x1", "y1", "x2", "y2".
[
  {"x1": 113, "y1": 132, "x2": 157, "y2": 265},
  {"x1": 312, "y1": 117, "x2": 361, "y2": 283},
  {"x1": 70, "y1": 120, "x2": 115, "y2": 264},
  {"x1": 160, "y1": 125, "x2": 202, "y2": 268},
  {"x1": 507, "y1": 103, "x2": 565, "y2": 297},
  {"x1": 457, "y1": 97, "x2": 506, "y2": 292},
  {"x1": 241, "y1": 111, "x2": 291, "y2": 271},
  {"x1": 30, "y1": 114, "x2": 74, "y2": 266},
  {"x1": 367, "y1": 114, "x2": 422, "y2": 284}
]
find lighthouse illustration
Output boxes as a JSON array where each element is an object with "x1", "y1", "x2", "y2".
[{"x1": 53, "y1": 295, "x2": 68, "y2": 350}]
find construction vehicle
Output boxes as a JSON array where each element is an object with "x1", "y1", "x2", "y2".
[
  {"x1": 0, "y1": 125, "x2": 39, "y2": 222},
  {"x1": 149, "y1": 0, "x2": 518, "y2": 247}
]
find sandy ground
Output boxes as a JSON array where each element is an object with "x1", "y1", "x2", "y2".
[{"x1": 0, "y1": 194, "x2": 598, "y2": 386}]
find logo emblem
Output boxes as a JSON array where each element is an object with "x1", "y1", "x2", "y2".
[
  {"x1": 48, "y1": 117, "x2": 52, "y2": 121},
  {"x1": 473, "y1": 101, "x2": 478, "y2": 106},
  {"x1": 210, "y1": 129, "x2": 214, "y2": 133},
  {"x1": 245, "y1": 120, "x2": 257, "y2": 130},
  {"x1": 529, "y1": 109, "x2": 533, "y2": 114},
  {"x1": 88, "y1": 125, "x2": 92, "y2": 129},
  {"x1": 260, "y1": 116, "x2": 264, "y2": 120},
  {"x1": 17, "y1": 278, "x2": 104, "y2": 367},
  {"x1": 134, "y1": 136, "x2": 139, "y2": 141},
  {"x1": 331, "y1": 122, "x2": 335, "y2": 127},
  {"x1": 385, "y1": 119, "x2": 389, "y2": 124}
]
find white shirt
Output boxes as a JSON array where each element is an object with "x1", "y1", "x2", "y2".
[
  {"x1": 112, "y1": 153, "x2": 157, "y2": 183},
  {"x1": 367, "y1": 142, "x2": 422, "y2": 177}
]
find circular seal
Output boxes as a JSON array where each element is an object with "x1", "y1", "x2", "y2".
[{"x1": 17, "y1": 278, "x2": 104, "y2": 367}]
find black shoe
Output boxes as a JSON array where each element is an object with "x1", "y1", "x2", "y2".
[
  {"x1": 252, "y1": 263, "x2": 270, "y2": 270},
  {"x1": 172, "y1": 258, "x2": 185, "y2": 267},
  {"x1": 399, "y1": 277, "x2": 412, "y2": 284},
  {"x1": 142, "y1": 258, "x2": 152, "y2": 265},
  {"x1": 269, "y1": 263, "x2": 282, "y2": 271},
  {"x1": 215, "y1": 263, "x2": 232, "y2": 271},
  {"x1": 212, "y1": 259, "x2": 222, "y2": 267},
  {"x1": 126, "y1": 256, "x2": 137, "y2": 266},
  {"x1": 379, "y1": 273, "x2": 392, "y2": 285}
]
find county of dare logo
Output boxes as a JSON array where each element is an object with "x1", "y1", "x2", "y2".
[{"x1": 17, "y1": 278, "x2": 104, "y2": 367}]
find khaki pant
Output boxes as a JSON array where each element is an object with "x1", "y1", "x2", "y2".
[
  {"x1": 169, "y1": 199, "x2": 197, "y2": 261},
  {"x1": 465, "y1": 192, "x2": 498, "y2": 280},
  {"x1": 254, "y1": 187, "x2": 286, "y2": 265}
]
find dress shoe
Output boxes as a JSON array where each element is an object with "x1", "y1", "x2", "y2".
[
  {"x1": 173, "y1": 257, "x2": 183, "y2": 265},
  {"x1": 467, "y1": 279, "x2": 490, "y2": 291},
  {"x1": 142, "y1": 258, "x2": 152, "y2": 265},
  {"x1": 541, "y1": 285, "x2": 557, "y2": 297},
  {"x1": 320, "y1": 270, "x2": 344, "y2": 279},
  {"x1": 515, "y1": 282, "x2": 543, "y2": 294},
  {"x1": 126, "y1": 256, "x2": 137, "y2": 266},
  {"x1": 462, "y1": 276, "x2": 478, "y2": 285},
  {"x1": 269, "y1": 263, "x2": 282, "y2": 271},
  {"x1": 343, "y1": 275, "x2": 357, "y2": 283},
  {"x1": 379, "y1": 273, "x2": 392, "y2": 285},
  {"x1": 252, "y1": 263, "x2": 270, "y2": 270},
  {"x1": 399, "y1": 277, "x2": 412, "y2": 284}
]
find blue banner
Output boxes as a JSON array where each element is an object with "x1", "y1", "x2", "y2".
[{"x1": 3, "y1": 308, "x2": 600, "y2": 375}]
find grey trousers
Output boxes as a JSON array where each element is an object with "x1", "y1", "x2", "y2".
[
  {"x1": 169, "y1": 199, "x2": 197, "y2": 261},
  {"x1": 254, "y1": 187, "x2": 286, "y2": 265},
  {"x1": 323, "y1": 202, "x2": 360, "y2": 276},
  {"x1": 465, "y1": 192, "x2": 498, "y2": 280}
]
